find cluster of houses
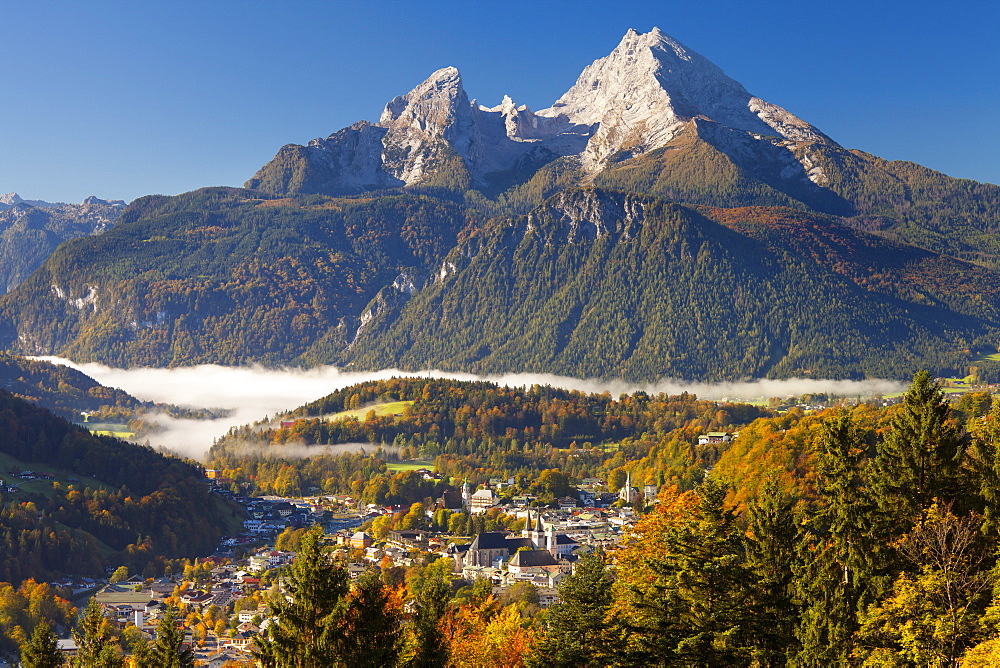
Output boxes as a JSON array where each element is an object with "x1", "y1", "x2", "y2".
[
  {"x1": 0, "y1": 470, "x2": 60, "y2": 494},
  {"x1": 58, "y1": 568, "x2": 271, "y2": 666},
  {"x1": 46, "y1": 466, "x2": 657, "y2": 664}
]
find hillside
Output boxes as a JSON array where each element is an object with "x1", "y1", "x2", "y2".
[
  {"x1": 0, "y1": 389, "x2": 242, "y2": 584},
  {"x1": 0, "y1": 352, "x2": 152, "y2": 421},
  {"x1": 0, "y1": 196, "x2": 124, "y2": 294},
  {"x1": 0, "y1": 187, "x2": 474, "y2": 367},
  {"x1": 208, "y1": 376, "x2": 771, "y2": 500},
  {"x1": 341, "y1": 189, "x2": 1000, "y2": 380}
]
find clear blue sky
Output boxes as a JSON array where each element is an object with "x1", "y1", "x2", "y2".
[{"x1": 2, "y1": 0, "x2": 997, "y2": 203}]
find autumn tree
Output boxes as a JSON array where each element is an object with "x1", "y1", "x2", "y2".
[
  {"x1": 447, "y1": 603, "x2": 536, "y2": 667},
  {"x1": 108, "y1": 566, "x2": 129, "y2": 585}
]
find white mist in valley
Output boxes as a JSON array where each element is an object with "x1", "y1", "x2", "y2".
[{"x1": 35, "y1": 357, "x2": 905, "y2": 461}]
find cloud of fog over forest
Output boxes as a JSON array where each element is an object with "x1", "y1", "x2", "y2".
[{"x1": 35, "y1": 357, "x2": 905, "y2": 461}]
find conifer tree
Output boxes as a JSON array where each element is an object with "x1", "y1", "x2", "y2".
[
  {"x1": 744, "y1": 479, "x2": 799, "y2": 665},
  {"x1": 872, "y1": 370, "x2": 966, "y2": 524},
  {"x1": 341, "y1": 568, "x2": 405, "y2": 668},
  {"x1": 794, "y1": 410, "x2": 884, "y2": 666},
  {"x1": 20, "y1": 621, "x2": 63, "y2": 668},
  {"x1": 253, "y1": 525, "x2": 350, "y2": 668},
  {"x1": 610, "y1": 479, "x2": 760, "y2": 665},
  {"x1": 966, "y1": 401, "x2": 1000, "y2": 534},
  {"x1": 407, "y1": 559, "x2": 452, "y2": 668},
  {"x1": 530, "y1": 552, "x2": 612, "y2": 667},
  {"x1": 150, "y1": 607, "x2": 193, "y2": 668},
  {"x1": 72, "y1": 599, "x2": 120, "y2": 667}
]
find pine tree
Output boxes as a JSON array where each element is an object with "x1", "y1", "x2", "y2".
[
  {"x1": 150, "y1": 607, "x2": 193, "y2": 668},
  {"x1": 793, "y1": 410, "x2": 887, "y2": 666},
  {"x1": 610, "y1": 479, "x2": 760, "y2": 665},
  {"x1": 72, "y1": 599, "x2": 120, "y2": 668},
  {"x1": 966, "y1": 401, "x2": 1000, "y2": 533},
  {"x1": 341, "y1": 568, "x2": 405, "y2": 667},
  {"x1": 744, "y1": 479, "x2": 799, "y2": 665},
  {"x1": 530, "y1": 552, "x2": 612, "y2": 667},
  {"x1": 872, "y1": 370, "x2": 966, "y2": 524},
  {"x1": 20, "y1": 621, "x2": 63, "y2": 668},
  {"x1": 253, "y1": 525, "x2": 349, "y2": 668},
  {"x1": 408, "y1": 559, "x2": 452, "y2": 668}
]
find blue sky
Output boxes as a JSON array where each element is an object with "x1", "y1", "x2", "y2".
[{"x1": 2, "y1": 0, "x2": 997, "y2": 203}]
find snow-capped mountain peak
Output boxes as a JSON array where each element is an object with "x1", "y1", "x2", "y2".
[
  {"x1": 538, "y1": 27, "x2": 832, "y2": 167},
  {"x1": 248, "y1": 27, "x2": 836, "y2": 194}
]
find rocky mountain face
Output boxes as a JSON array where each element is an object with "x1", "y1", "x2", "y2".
[
  {"x1": 0, "y1": 195, "x2": 125, "y2": 293},
  {"x1": 247, "y1": 28, "x2": 832, "y2": 196},
  {"x1": 247, "y1": 28, "x2": 999, "y2": 265},
  {"x1": 0, "y1": 29, "x2": 998, "y2": 381},
  {"x1": 0, "y1": 193, "x2": 60, "y2": 209}
]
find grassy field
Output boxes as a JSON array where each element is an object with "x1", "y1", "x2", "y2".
[
  {"x1": 386, "y1": 459, "x2": 436, "y2": 472},
  {"x1": 0, "y1": 451, "x2": 113, "y2": 499},
  {"x1": 325, "y1": 401, "x2": 413, "y2": 422},
  {"x1": 83, "y1": 422, "x2": 136, "y2": 439}
]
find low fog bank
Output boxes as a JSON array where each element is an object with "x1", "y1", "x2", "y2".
[
  {"x1": 218, "y1": 441, "x2": 399, "y2": 460},
  {"x1": 34, "y1": 357, "x2": 906, "y2": 461}
]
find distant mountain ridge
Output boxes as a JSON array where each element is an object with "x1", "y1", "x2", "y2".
[
  {"x1": 0, "y1": 192, "x2": 125, "y2": 210},
  {"x1": 0, "y1": 194, "x2": 125, "y2": 293},
  {"x1": 0, "y1": 29, "x2": 998, "y2": 381}
]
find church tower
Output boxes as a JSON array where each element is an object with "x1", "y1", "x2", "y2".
[{"x1": 523, "y1": 509, "x2": 546, "y2": 550}]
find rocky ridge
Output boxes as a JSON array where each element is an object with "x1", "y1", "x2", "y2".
[
  {"x1": 0, "y1": 195, "x2": 125, "y2": 293},
  {"x1": 247, "y1": 28, "x2": 829, "y2": 197}
]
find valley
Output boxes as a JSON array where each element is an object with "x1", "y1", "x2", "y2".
[{"x1": 3, "y1": 19, "x2": 1000, "y2": 667}]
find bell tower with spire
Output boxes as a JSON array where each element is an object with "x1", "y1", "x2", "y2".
[{"x1": 523, "y1": 509, "x2": 547, "y2": 550}]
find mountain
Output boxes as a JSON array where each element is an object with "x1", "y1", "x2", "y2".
[
  {"x1": 248, "y1": 29, "x2": 829, "y2": 198},
  {"x1": 341, "y1": 188, "x2": 999, "y2": 380},
  {"x1": 0, "y1": 29, "x2": 998, "y2": 381},
  {"x1": 0, "y1": 352, "x2": 153, "y2": 421},
  {"x1": 247, "y1": 28, "x2": 1000, "y2": 265},
  {"x1": 0, "y1": 195, "x2": 125, "y2": 293},
  {"x1": 0, "y1": 193, "x2": 66, "y2": 209},
  {"x1": 0, "y1": 389, "x2": 240, "y2": 584}
]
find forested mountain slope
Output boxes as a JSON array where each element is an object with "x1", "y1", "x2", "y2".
[
  {"x1": 1, "y1": 186, "x2": 998, "y2": 380},
  {"x1": 342, "y1": 189, "x2": 1000, "y2": 381},
  {"x1": 0, "y1": 352, "x2": 152, "y2": 420},
  {"x1": 0, "y1": 196, "x2": 124, "y2": 294},
  {"x1": 0, "y1": 390, "x2": 240, "y2": 584},
  {"x1": 0, "y1": 187, "x2": 473, "y2": 367}
]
